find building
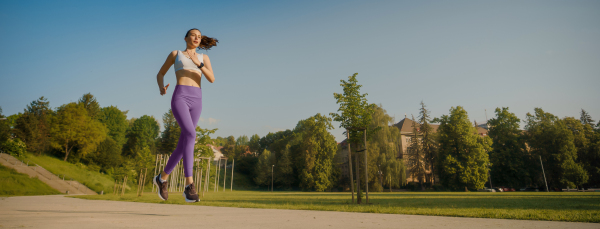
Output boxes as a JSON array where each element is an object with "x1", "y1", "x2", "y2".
[{"x1": 393, "y1": 117, "x2": 488, "y2": 183}]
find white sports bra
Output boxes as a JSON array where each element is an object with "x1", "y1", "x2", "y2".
[{"x1": 174, "y1": 50, "x2": 203, "y2": 73}]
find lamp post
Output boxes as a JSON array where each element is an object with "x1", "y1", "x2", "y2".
[{"x1": 271, "y1": 165, "x2": 275, "y2": 192}]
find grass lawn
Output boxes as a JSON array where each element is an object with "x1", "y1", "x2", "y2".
[
  {"x1": 73, "y1": 190, "x2": 600, "y2": 223},
  {"x1": 20, "y1": 153, "x2": 117, "y2": 194},
  {"x1": 0, "y1": 164, "x2": 61, "y2": 196}
]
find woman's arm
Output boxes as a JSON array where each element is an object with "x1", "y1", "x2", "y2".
[
  {"x1": 157, "y1": 51, "x2": 177, "y2": 95},
  {"x1": 200, "y1": 54, "x2": 215, "y2": 83}
]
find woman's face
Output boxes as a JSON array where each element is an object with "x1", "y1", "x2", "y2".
[{"x1": 186, "y1": 30, "x2": 202, "y2": 48}]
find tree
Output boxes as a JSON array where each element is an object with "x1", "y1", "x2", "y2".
[
  {"x1": 0, "y1": 106, "x2": 11, "y2": 144},
  {"x1": 226, "y1": 135, "x2": 235, "y2": 147},
  {"x1": 418, "y1": 101, "x2": 437, "y2": 186},
  {"x1": 330, "y1": 73, "x2": 377, "y2": 200},
  {"x1": 123, "y1": 115, "x2": 159, "y2": 157},
  {"x1": 194, "y1": 126, "x2": 218, "y2": 159},
  {"x1": 275, "y1": 144, "x2": 295, "y2": 189},
  {"x1": 580, "y1": 109, "x2": 595, "y2": 127},
  {"x1": 564, "y1": 116, "x2": 599, "y2": 187},
  {"x1": 367, "y1": 104, "x2": 404, "y2": 191},
  {"x1": 254, "y1": 149, "x2": 275, "y2": 187},
  {"x1": 248, "y1": 134, "x2": 261, "y2": 153},
  {"x1": 487, "y1": 107, "x2": 530, "y2": 188},
  {"x1": 158, "y1": 109, "x2": 180, "y2": 154},
  {"x1": 13, "y1": 96, "x2": 54, "y2": 155},
  {"x1": 49, "y1": 102, "x2": 107, "y2": 161},
  {"x1": 78, "y1": 93, "x2": 101, "y2": 120},
  {"x1": 91, "y1": 137, "x2": 122, "y2": 172},
  {"x1": 98, "y1": 105, "x2": 129, "y2": 147},
  {"x1": 525, "y1": 108, "x2": 588, "y2": 188},
  {"x1": 330, "y1": 73, "x2": 377, "y2": 143},
  {"x1": 293, "y1": 113, "x2": 338, "y2": 191},
  {"x1": 437, "y1": 106, "x2": 491, "y2": 190},
  {"x1": 408, "y1": 114, "x2": 426, "y2": 189},
  {"x1": 236, "y1": 135, "x2": 249, "y2": 146}
]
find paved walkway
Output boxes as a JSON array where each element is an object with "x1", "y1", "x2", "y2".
[{"x1": 0, "y1": 195, "x2": 597, "y2": 229}]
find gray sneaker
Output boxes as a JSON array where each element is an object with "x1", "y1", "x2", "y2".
[
  {"x1": 153, "y1": 175, "x2": 168, "y2": 200},
  {"x1": 183, "y1": 183, "x2": 199, "y2": 203}
]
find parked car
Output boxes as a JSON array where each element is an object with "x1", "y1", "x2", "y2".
[
  {"x1": 520, "y1": 187, "x2": 539, "y2": 192},
  {"x1": 498, "y1": 187, "x2": 515, "y2": 192},
  {"x1": 493, "y1": 187, "x2": 503, "y2": 192}
]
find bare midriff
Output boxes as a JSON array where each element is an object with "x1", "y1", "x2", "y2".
[{"x1": 175, "y1": 69, "x2": 202, "y2": 88}]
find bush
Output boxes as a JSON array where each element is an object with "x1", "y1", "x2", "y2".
[
  {"x1": 433, "y1": 184, "x2": 446, "y2": 191},
  {"x1": 404, "y1": 182, "x2": 419, "y2": 191},
  {"x1": 1, "y1": 138, "x2": 26, "y2": 157}
]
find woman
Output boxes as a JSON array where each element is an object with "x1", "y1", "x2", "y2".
[{"x1": 153, "y1": 28, "x2": 217, "y2": 202}]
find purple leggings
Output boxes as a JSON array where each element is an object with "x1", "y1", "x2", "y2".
[{"x1": 164, "y1": 84, "x2": 202, "y2": 177}]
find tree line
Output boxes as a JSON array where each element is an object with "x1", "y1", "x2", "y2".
[{"x1": 1, "y1": 74, "x2": 598, "y2": 191}]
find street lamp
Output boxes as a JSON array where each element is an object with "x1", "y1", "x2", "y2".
[{"x1": 271, "y1": 165, "x2": 275, "y2": 192}]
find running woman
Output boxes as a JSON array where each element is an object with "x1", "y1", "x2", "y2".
[{"x1": 153, "y1": 28, "x2": 217, "y2": 202}]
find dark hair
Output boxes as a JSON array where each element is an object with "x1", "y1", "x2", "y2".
[{"x1": 185, "y1": 28, "x2": 218, "y2": 51}]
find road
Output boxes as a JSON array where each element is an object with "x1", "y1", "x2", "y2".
[{"x1": 0, "y1": 195, "x2": 596, "y2": 229}]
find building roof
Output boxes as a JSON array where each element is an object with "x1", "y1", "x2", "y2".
[{"x1": 393, "y1": 118, "x2": 440, "y2": 135}]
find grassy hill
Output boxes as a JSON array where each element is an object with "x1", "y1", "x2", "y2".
[
  {"x1": 0, "y1": 163, "x2": 61, "y2": 196},
  {"x1": 22, "y1": 153, "x2": 118, "y2": 194}
]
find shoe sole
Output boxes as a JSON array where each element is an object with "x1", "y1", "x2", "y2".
[
  {"x1": 153, "y1": 175, "x2": 167, "y2": 201},
  {"x1": 182, "y1": 192, "x2": 200, "y2": 203}
]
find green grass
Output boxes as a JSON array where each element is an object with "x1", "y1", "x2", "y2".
[
  {"x1": 21, "y1": 153, "x2": 116, "y2": 194},
  {"x1": 0, "y1": 163, "x2": 61, "y2": 196},
  {"x1": 72, "y1": 191, "x2": 600, "y2": 223}
]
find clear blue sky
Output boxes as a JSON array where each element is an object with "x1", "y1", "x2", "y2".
[{"x1": 1, "y1": 0, "x2": 599, "y2": 142}]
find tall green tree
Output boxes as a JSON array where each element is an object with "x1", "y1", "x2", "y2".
[
  {"x1": 236, "y1": 135, "x2": 249, "y2": 146},
  {"x1": 330, "y1": 73, "x2": 377, "y2": 143},
  {"x1": 367, "y1": 104, "x2": 402, "y2": 191},
  {"x1": 13, "y1": 96, "x2": 54, "y2": 155},
  {"x1": 254, "y1": 149, "x2": 276, "y2": 187},
  {"x1": 91, "y1": 137, "x2": 122, "y2": 172},
  {"x1": 78, "y1": 93, "x2": 101, "y2": 120},
  {"x1": 248, "y1": 134, "x2": 261, "y2": 153},
  {"x1": 293, "y1": 113, "x2": 338, "y2": 191},
  {"x1": 437, "y1": 106, "x2": 491, "y2": 190},
  {"x1": 49, "y1": 102, "x2": 107, "y2": 161},
  {"x1": 275, "y1": 144, "x2": 295, "y2": 189},
  {"x1": 0, "y1": 106, "x2": 11, "y2": 143},
  {"x1": 408, "y1": 114, "x2": 426, "y2": 189},
  {"x1": 580, "y1": 109, "x2": 595, "y2": 127},
  {"x1": 525, "y1": 108, "x2": 588, "y2": 188},
  {"x1": 158, "y1": 109, "x2": 180, "y2": 154},
  {"x1": 123, "y1": 115, "x2": 159, "y2": 157},
  {"x1": 565, "y1": 116, "x2": 600, "y2": 187},
  {"x1": 98, "y1": 105, "x2": 129, "y2": 147},
  {"x1": 418, "y1": 101, "x2": 437, "y2": 186},
  {"x1": 487, "y1": 107, "x2": 530, "y2": 188}
]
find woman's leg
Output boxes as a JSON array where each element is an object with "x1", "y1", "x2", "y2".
[
  {"x1": 183, "y1": 90, "x2": 202, "y2": 185},
  {"x1": 162, "y1": 86, "x2": 202, "y2": 186}
]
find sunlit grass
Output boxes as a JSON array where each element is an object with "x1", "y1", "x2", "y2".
[
  {"x1": 72, "y1": 190, "x2": 600, "y2": 223},
  {"x1": 0, "y1": 164, "x2": 61, "y2": 196},
  {"x1": 21, "y1": 153, "x2": 116, "y2": 194}
]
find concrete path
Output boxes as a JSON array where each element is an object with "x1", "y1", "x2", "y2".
[{"x1": 0, "y1": 195, "x2": 597, "y2": 229}]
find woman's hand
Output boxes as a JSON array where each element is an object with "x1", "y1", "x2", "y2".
[
  {"x1": 160, "y1": 83, "x2": 170, "y2": 96},
  {"x1": 187, "y1": 50, "x2": 202, "y2": 67}
]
